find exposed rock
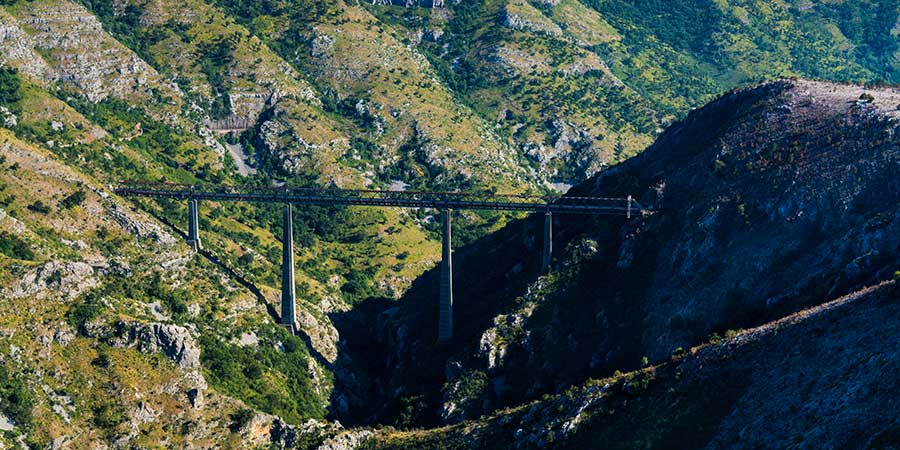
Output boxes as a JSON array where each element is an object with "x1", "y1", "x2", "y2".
[
  {"x1": 0, "y1": 106, "x2": 16, "y2": 128},
  {"x1": 7, "y1": 260, "x2": 99, "y2": 301},
  {"x1": 318, "y1": 429, "x2": 374, "y2": 450},
  {"x1": 104, "y1": 321, "x2": 201, "y2": 369},
  {"x1": 0, "y1": 10, "x2": 51, "y2": 79},
  {"x1": 503, "y1": 2, "x2": 563, "y2": 37},
  {"x1": 366, "y1": 80, "x2": 900, "y2": 433},
  {"x1": 5, "y1": 1, "x2": 168, "y2": 102},
  {"x1": 187, "y1": 387, "x2": 204, "y2": 409},
  {"x1": 236, "y1": 331, "x2": 259, "y2": 347},
  {"x1": 297, "y1": 309, "x2": 339, "y2": 363},
  {"x1": 311, "y1": 34, "x2": 335, "y2": 58},
  {"x1": 105, "y1": 201, "x2": 177, "y2": 246},
  {"x1": 270, "y1": 418, "x2": 341, "y2": 449}
]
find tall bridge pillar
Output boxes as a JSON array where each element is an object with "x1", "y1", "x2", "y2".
[
  {"x1": 281, "y1": 203, "x2": 296, "y2": 334},
  {"x1": 187, "y1": 198, "x2": 201, "y2": 251},
  {"x1": 438, "y1": 208, "x2": 453, "y2": 343},
  {"x1": 542, "y1": 211, "x2": 552, "y2": 272}
]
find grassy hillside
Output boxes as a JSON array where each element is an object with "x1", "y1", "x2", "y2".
[{"x1": 364, "y1": 0, "x2": 899, "y2": 184}]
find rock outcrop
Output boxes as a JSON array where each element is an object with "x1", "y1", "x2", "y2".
[
  {"x1": 104, "y1": 321, "x2": 201, "y2": 369},
  {"x1": 7, "y1": 261, "x2": 99, "y2": 301}
]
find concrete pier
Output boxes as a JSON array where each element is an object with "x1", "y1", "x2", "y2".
[
  {"x1": 438, "y1": 208, "x2": 453, "y2": 343},
  {"x1": 542, "y1": 211, "x2": 552, "y2": 272},
  {"x1": 187, "y1": 198, "x2": 201, "y2": 251},
  {"x1": 281, "y1": 203, "x2": 296, "y2": 334}
]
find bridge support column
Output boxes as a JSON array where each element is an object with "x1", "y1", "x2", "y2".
[
  {"x1": 187, "y1": 198, "x2": 201, "y2": 252},
  {"x1": 542, "y1": 211, "x2": 552, "y2": 272},
  {"x1": 438, "y1": 208, "x2": 453, "y2": 343},
  {"x1": 281, "y1": 203, "x2": 296, "y2": 334}
]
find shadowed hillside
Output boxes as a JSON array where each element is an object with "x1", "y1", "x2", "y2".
[{"x1": 344, "y1": 79, "x2": 900, "y2": 431}]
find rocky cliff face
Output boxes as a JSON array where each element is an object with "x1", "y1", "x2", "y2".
[
  {"x1": 367, "y1": 281, "x2": 900, "y2": 449},
  {"x1": 354, "y1": 79, "x2": 900, "y2": 430}
]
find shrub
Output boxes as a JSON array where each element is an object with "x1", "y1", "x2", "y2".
[
  {"x1": 200, "y1": 328, "x2": 326, "y2": 423},
  {"x1": 27, "y1": 201, "x2": 51, "y2": 214},
  {"x1": 0, "y1": 67, "x2": 22, "y2": 115},
  {"x1": 228, "y1": 408, "x2": 254, "y2": 432},
  {"x1": 59, "y1": 189, "x2": 86, "y2": 209},
  {"x1": 0, "y1": 364, "x2": 32, "y2": 428},
  {"x1": 148, "y1": 275, "x2": 189, "y2": 319},
  {"x1": 67, "y1": 290, "x2": 105, "y2": 336},
  {"x1": 724, "y1": 329, "x2": 741, "y2": 340},
  {"x1": 92, "y1": 402, "x2": 125, "y2": 429},
  {"x1": 0, "y1": 232, "x2": 34, "y2": 260}
]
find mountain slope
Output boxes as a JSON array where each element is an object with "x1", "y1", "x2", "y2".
[
  {"x1": 1, "y1": 0, "x2": 900, "y2": 445},
  {"x1": 366, "y1": 280, "x2": 900, "y2": 449},
  {"x1": 352, "y1": 79, "x2": 900, "y2": 428},
  {"x1": 364, "y1": 0, "x2": 900, "y2": 185}
]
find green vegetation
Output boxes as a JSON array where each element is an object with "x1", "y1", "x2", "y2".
[
  {"x1": 0, "y1": 363, "x2": 32, "y2": 428},
  {"x1": 63, "y1": 95, "x2": 213, "y2": 182},
  {"x1": 0, "y1": 232, "x2": 34, "y2": 260},
  {"x1": 26, "y1": 200, "x2": 50, "y2": 214},
  {"x1": 200, "y1": 327, "x2": 327, "y2": 423},
  {"x1": 227, "y1": 408, "x2": 254, "y2": 432},
  {"x1": 58, "y1": 189, "x2": 86, "y2": 210},
  {"x1": 0, "y1": 67, "x2": 21, "y2": 116},
  {"x1": 198, "y1": 37, "x2": 236, "y2": 119},
  {"x1": 67, "y1": 288, "x2": 107, "y2": 336},
  {"x1": 67, "y1": 275, "x2": 194, "y2": 334}
]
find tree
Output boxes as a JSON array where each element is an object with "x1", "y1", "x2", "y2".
[{"x1": 0, "y1": 67, "x2": 22, "y2": 115}]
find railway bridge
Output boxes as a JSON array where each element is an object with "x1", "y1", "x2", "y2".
[{"x1": 114, "y1": 182, "x2": 645, "y2": 342}]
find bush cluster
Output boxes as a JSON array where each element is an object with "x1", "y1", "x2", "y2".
[
  {"x1": 0, "y1": 232, "x2": 34, "y2": 260},
  {"x1": 200, "y1": 327, "x2": 327, "y2": 423}
]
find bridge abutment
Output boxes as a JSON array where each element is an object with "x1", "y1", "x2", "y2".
[
  {"x1": 438, "y1": 208, "x2": 453, "y2": 343},
  {"x1": 187, "y1": 198, "x2": 201, "y2": 251},
  {"x1": 281, "y1": 203, "x2": 296, "y2": 334}
]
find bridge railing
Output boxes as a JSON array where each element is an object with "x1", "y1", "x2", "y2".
[{"x1": 114, "y1": 181, "x2": 647, "y2": 215}]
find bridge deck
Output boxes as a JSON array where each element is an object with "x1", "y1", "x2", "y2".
[{"x1": 114, "y1": 182, "x2": 644, "y2": 215}]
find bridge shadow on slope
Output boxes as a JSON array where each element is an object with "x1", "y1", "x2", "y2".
[{"x1": 145, "y1": 206, "x2": 336, "y2": 371}]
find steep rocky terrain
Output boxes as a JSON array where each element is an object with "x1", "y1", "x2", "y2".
[
  {"x1": 350, "y1": 79, "x2": 900, "y2": 434},
  {"x1": 0, "y1": 0, "x2": 899, "y2": 446},
  {"x1": 366, "y1": 280, "x2": 900, "y2": 449}
]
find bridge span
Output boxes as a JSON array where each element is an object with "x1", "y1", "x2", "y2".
[{"x1": 115, "y1": 182, "x2": 646, "y2": 342}]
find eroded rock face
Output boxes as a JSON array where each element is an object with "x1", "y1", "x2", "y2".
[
  {"x1": 105, "y1": 202, "x2": 177, "y2": 246},
  {"x1": 7, "y1": 0, "x2": 170, "y2": 102},
  {"x1": 0, "y1": 106, "x2": 16, "y2": 128},
  {"x1": 7, "y1": 261, "x2": 99, "y2": 301},
  {"x1": 0, "y1": 10, "x2": 51, "y2": 79},
  {"x1": 104, "y1": 321, "x2": 201, "y2": 369},
  {"x1": 503, "y1": 3, "x2": 563, "y2": 37},
  {"x1": 318, "y1": 429, "x2": 375, "y2": 450},
  {"x1": 270, "y1": 418, "x2": 342, "y2": 449}
]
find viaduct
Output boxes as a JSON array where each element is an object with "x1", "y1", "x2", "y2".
[{"x1": 115, "y1": 182, "x2": 643, "y2": 343}]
